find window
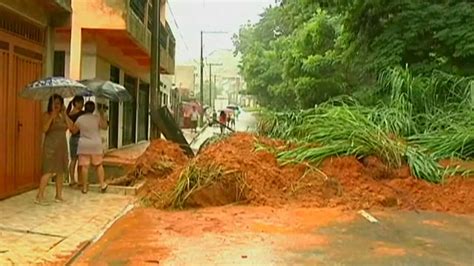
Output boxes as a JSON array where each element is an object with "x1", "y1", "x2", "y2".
[
  {"x1": 108, "y1": 65, "x2": 120, "y2": 148},
  {"x1": 123, "y1": 74, "x2": 138, "y2": 145}
]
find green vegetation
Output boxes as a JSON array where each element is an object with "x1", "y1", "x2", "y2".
[
  {"x1": 169, "y1": 162, "x2": 245, "y2": 208},
  {"x1": 256, "y1": 67, "x2": 474, "y2": 183},
  {"x1": 233, "y1": 0, "x2": 474, "y2": 109},
  {"x1": 235, "y1": 1, "x2": 474, "y2": 183}
]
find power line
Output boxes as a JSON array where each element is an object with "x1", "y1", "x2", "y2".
[{"x1": 167, "y1": 2, "x2": 199, "y2": 65}]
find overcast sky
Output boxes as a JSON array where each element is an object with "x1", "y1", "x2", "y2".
[{"x1": 167, "y1": 0, "x2": 275, "y2": 64}]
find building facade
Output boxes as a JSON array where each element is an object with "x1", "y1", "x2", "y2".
[
  {"x1": 54, "y1": 0, "x2": 175, "y2": 150},
  {"x1": 0, "y1": 0, "x2": 176, "y2": 199},
  {"x1": 0, "y1": 0, "x2": 71, "y2": 199}
]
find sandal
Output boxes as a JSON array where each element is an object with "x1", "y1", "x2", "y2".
[
  {"x1": 34, "y1": 199, "x2": 50, "y2": 206},
  {"x1": 100, "y1": 184, "x2": 108, "y2": 193},
  {"x1": 54, "y1": 198, "x2": 65, "y2": 203}
]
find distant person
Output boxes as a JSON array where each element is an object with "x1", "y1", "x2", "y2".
[
  {"x1": 219, "y1": 110, "x2": 227, "y2": 135},
  {"x1": 230, "y1": 112, "x2": 236, "y2": 129},
  {"x1": 71, "y1": 101, "x2": 108, "y2": 194},
  {"x1": 212, "y1": 109, "x2": 217, "y2": 127},
  {"x1": 236, "y1": 107, "x2": 241, "y2": 121},
  {"x1": 226, "y1": 111, "x2": 232, "y2": 127},
  {"x1": 191, "y1": 106, "x2": 199, "y2": 133},
  {"x1": 66, "y1": 96, "x2": 85, "y2": 187},
  {"x1": 36, "y1": 94, "x2": 75, "y2": 205}
]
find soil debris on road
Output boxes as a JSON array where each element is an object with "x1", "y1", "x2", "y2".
[{"x1": 135, "y1": 133, "x2": 474, "y2": 214}]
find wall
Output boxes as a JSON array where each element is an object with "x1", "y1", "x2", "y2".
[
  {"x1": 71, "y1": 0, "x2": 126, "y2": 30},
  {"x1": 161, "y1": 74, "x2": 173, "y2": 108},
  {"x1": 175, "y1": 65, "x2": 195, "y2": 92}
]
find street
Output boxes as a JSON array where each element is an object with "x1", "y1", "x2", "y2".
[{"x1": 74, "y1": 206, "x2": 474, "y2": 265}]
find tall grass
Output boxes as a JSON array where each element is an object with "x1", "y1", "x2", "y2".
[{"x1": 257, "y1": 67, "x2": 474, "y2": 183}]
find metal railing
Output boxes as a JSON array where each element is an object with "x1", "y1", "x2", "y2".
[{"x1": 129, "y1": 0, "x2": 146, "y2": 22}]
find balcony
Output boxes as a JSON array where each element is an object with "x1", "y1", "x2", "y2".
[
  {"x1": 71, "y1": 0, "x2": 175, "y2": 74},
  {"x1": 126, "y1": 0, "x2": 175, "y2": 74}
]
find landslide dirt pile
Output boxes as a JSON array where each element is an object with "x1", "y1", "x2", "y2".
[
  {"x1": 109, "y1": 139, "x2": 189, "y2": 186},
  {"x1": 319, "y1": 156, "x2": 474, "y2": 214},
  {"x1": 138, "y1": 133, "x2": 474, "y2": 214}
]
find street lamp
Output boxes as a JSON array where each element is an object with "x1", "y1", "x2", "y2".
[
  {"x1": 200, "y1": 30, "x2": 227, "y2": 125},
  {"x1": 207, "y1": 62, "x2": 222, "y2": 109}
]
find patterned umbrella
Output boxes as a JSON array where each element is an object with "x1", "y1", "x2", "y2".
[
  {"x1": 19, "y1": 77, "x2": 88, "y2": 100},
  {"x1": 79, "y1": 79, "x2": 133, "y2": 102}
]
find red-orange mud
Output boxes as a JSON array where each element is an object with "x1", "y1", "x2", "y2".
[
  {"x1": 137, "y1": 133, "x2": 474, "y2": 214},
  {"x1": 75, "y1": 206, "x2": 352, "y2": 265},
  {"x1": 134, "y1": 138, "x2": 189, "y2": 177},
  {"x1": 373, "y1": 242, "x2": 407, "y2": 256},
  {"x1": 110, "y1": 139, "x2": 189, "y2": 186},
  {"x1": 422, "y1": 220, "x2": 447, "y2": 227}
]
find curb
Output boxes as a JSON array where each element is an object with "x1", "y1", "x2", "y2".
[{"x1": 65, "y1": 203, "x2": 135, "y2": 265}]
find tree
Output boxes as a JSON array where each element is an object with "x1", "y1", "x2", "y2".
[{"x1": 234, "y1": 0, "x2": 474, "y2": 109}]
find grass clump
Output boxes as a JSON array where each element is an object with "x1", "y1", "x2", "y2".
[{"x1": 169, "y1": 161, "x2": 245, "y2": 209}]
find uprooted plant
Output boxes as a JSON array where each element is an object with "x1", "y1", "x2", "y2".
[{"x1": 169, "y1": 161, "x2": 247, "y2": 209}]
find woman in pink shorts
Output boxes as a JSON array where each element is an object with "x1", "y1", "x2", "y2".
[{"x1": 71, "y1": 101, "x2": 108, "y2": 194}]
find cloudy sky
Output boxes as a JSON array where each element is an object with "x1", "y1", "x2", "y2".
[{"x1": 167, "y1": 0, "x2": 275, "y2": 64}]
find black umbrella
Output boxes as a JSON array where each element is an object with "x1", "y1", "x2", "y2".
[
  {"x1": 79, "y1": 79, "x2": 133, "y2": 102},
  {"x1": 19, "y1": 77, "x2": 88, "y2": 100}
]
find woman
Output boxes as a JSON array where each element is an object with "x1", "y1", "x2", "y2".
[
  {"x1": 66, "y1": 96, "x2": 85, "y2": 187},
  {"x1": 219, "y1": 110, "x2": 227, "y2": 135},
  {"x1": 71, "y1": 101, "x2": 108, "y2": 194},
  {"x1": 36, "y1": 94, "x2": 75, "y2": 204}
]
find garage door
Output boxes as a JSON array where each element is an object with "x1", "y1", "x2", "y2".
[{"x1": 0, "y1": 21, "x2": 44, "y2": 198}]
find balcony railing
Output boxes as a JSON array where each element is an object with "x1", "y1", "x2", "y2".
[
  {"x1": 126, "y1": 0, "x2": 175, "y2": 73},
  {"x1": 130, "y1": 0, "x2": 146, "y2": 22},
  {"x1": 159, "y1": 23, "x2": 168, "y2": 49}
]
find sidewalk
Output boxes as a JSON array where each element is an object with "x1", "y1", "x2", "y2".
[{"x1": 0, "y1": 186, "x2": 134, "y2": 264}]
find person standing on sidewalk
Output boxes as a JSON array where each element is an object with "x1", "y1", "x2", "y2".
[
  {"x1": 36, "y1": 94, "x2": 75, "y2": 205},
  {"x1": 71, "y1": 101, "x2": 108, "y2": 194},
  {"x1": 190, "y1": 106, "x2": 199, "y2": 133},
  {"x1": 66, "y1": 96, "x2": 85, "y2": 187}
]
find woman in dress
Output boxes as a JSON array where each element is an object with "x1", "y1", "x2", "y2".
[
  {"x1": 36, "y1": 94, "x2": 74, "y2": 204},
  {"x1": 66, "y1": 96, "x2": 85, "y2": 187}
]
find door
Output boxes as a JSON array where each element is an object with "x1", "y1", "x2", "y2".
[
  {"x1": 0, "y1": 40, "x2": 9, "y2": 197},
  {"x1": 122, "y1": 74, "x2": 137, "y2": 145},
  {"x1": 13, "y1": 46, "x2": 43, "y2": 190},
  {"x1": 137, "y1": 82, "x2": 149, "y2": 141},
  {"x1": 0, "y1": 31, "x2": 43, "y2": 199}
]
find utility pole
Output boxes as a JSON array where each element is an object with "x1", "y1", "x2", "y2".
[
  {"x1": 209, "y1": 64, "x2": 212, "y2": 107},
  {"x1": 208, "y1": 63, "x2": 222, "y2": 108},
  {"x1": 200, "y1": 30, "x2": 227, "y2": 124},
  {"x1": 150, "y1": 0, "x2": 161, "y2": 139},
  {"x1": 213, "y1": 74, "x2": 217, "y2": 109},
  {"x1": 199, "y1": 31, "x2": 204, "y2": 126}
]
